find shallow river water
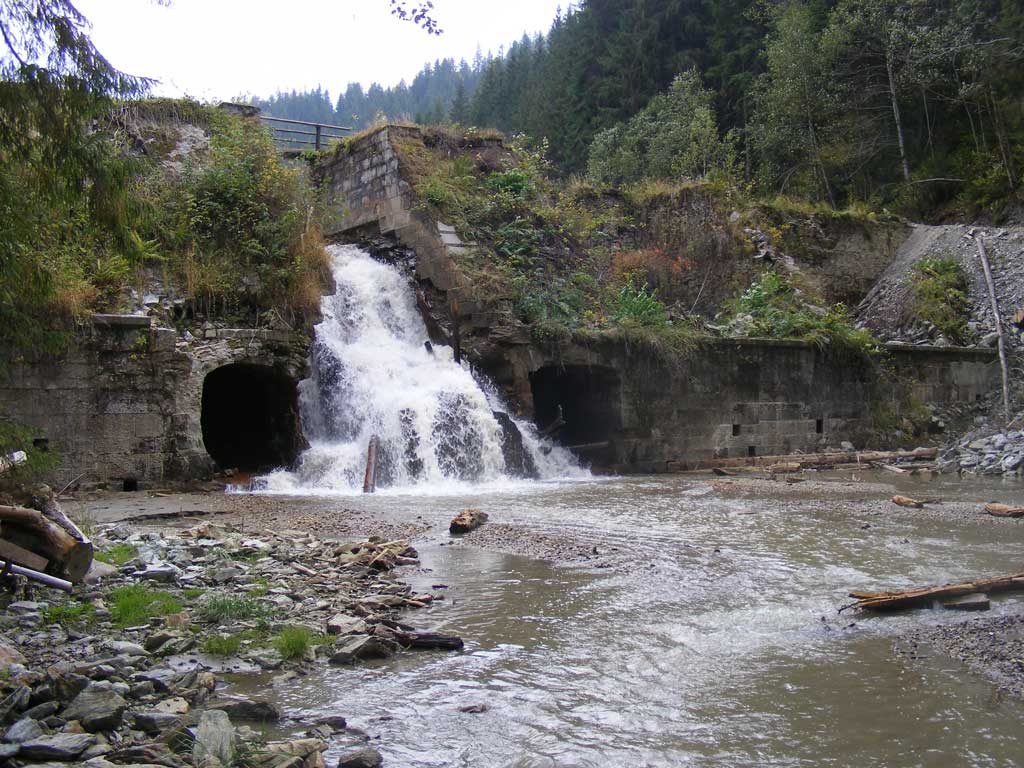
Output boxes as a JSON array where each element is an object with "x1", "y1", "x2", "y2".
[{"x1": 242, "y1": 473, "x2": 1024, "y2": 767}]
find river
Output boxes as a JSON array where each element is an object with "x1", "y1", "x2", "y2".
[{"x1": 229, "y1": 471, "x2": 1024, "y2": 767}]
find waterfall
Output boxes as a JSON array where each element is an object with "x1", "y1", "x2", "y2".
[{"x1": 259, "y1": 244, "x2": 582, "y2": 494}]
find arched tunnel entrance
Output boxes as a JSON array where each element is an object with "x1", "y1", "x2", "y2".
[
  {"x1": 529, "y1": 364, "x2": 622, "y2": 448},
  {"x1": 201, "y1": 363, "x2": 304, "y2": 472}
]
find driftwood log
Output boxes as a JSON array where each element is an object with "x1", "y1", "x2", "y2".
[
  {"x1": 0, "y1": 498, "x2": 93, "y2": 583},
  {"x1": 671, "y1": 447, "x2": 937, "y2": 473},
  {"x1": 841, "y1": 572, "x2": 1024, "y2": 613},
  {"x1": 985, "y1": 502, "x2": 1024, "y2": 518}
]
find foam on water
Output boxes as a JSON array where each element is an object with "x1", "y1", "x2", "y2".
[{"x1": 257, "y1": 244, "x2": 584, "y2": 495}]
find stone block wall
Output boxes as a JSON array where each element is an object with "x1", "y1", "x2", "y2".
[{"x1": 0, "y1": 319, "x2": 311, "y2": 487}]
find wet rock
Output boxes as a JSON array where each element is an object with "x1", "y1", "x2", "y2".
[
  {"x1": 105, "y1": 640, "x2": 148, "y2": 657},
  {"x1": 7, "y1": 601, "x2": 43, "y2": 616},
  {"x1": 19, "y1": 732, "x2": 96, "y2": 760},
  {"x1": 193, "y1": 709, "x2": 235, "y2": 766},
  {"x1": 326, "y1": 614, "x2": 367, "y2": 636},
  {"x1": 0, "y1": 684, "x2": 31, "y2": 722},
  {"x1": 0, "y1": 639, "x2": 26, "y2": 669},
  {"x1": 131, "y1": 710, "x2": 182, "y2": 734},
  {"x1": 459, "y1": 703, "x2": 490, "y2": 713},
  {"x1": 0, "y1": 743, "x2": 17, "y2": 760},
  {"x1": 328, "y1": 636, "x2": 397, "y2": 665},
  {"x1": 84, "y1": 560, "x2": 119, "y2": 584},
  {"x1": 336, "y1": 747, "x2": 383, "y2": 768},
  {"x1": 61, "y1": 682, "x2": 127, "y2": 732},
  {"x1": 4, "y1": 716, "x2": 43, "y2": 742},
  {"x1": 208, "y1": 697, "x2": 282, "y2": 722},
  {"x1": 450, "y1": 509, "x2": 488, "y2": 534},
  {"x1": 152, "y1": 696, "x2": 190, "y2": 715}
]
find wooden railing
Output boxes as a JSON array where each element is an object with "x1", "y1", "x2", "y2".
[{"x1": 259, "y1": 115, "x2": 352, "y2": 151}]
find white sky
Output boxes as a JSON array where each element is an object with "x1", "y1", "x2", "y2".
[{"x1": 73, "y1": 0, "x2": 566, "y2": 103}]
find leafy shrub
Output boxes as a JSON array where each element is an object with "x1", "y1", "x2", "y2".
[
  {"x1": 911, "y1": 257, "x2": 972, "y2": 344},
  {"x1": 610, "y1": 279, "x2": 668, "y2": 328}
]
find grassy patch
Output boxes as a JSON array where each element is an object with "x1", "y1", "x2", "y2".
[
  {"x1": 95, "y1": 543, "x2": 138, "y2": 567},
  {"x1": 197, "y1": 595, "x2": 273, "y2": 623},
  {"x1": 910, "y1": 258, "x2": 972, "y2": 345},
  {"x1": 0, "y1": 419, "x2": 60, "y2": 484},
  {"x1": 722, "y1": 270, "x2": 879, "y2": 362},
  {"x1": 182, "y1": 588, "x2": 206, "y2": 600},
  {"x1": 109, "y1": 585, "x2": 182, "y2": 627},
  {"x1": 202, "y1": 633, "x2": 243, "y2": 656},
  {"x1": 44, "y1": 602, "x2": 95, "y2": 628},
  {"x1": 271, "y1": 626, "x2": 317, "y2": 660}
]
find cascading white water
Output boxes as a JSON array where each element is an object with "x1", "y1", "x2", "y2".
[{"x1": 259, "y1": 244, "x2": 583, "y2": 494}]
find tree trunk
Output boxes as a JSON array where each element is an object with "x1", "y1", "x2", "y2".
[
  {"x1": 0, "y1": 503, "x2": 93, "y2": 583},
  {"x1": 808, "y1": 121, "x2": 836, "y2": 209},
  {"x1": 886, "y1": 50, "x2": 911, "y2": 182}
]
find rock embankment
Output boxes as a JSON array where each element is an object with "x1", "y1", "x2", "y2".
[
  {"x1": 939, "y1": 422, "x2": 1024, "y2": 475},
  {"x1": 858, "y1": 224, "x2": 1024, "y2": 350},
  {"x1": 0, "y1": 519, "x2": 458, "y2": 766}
]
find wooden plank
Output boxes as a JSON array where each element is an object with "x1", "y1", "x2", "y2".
[
  {"x1": 941, "y1": 593, "x2": 990, "y2": 611},
  {"x1": 0, "y1": 537, "x2": 48, "y2": 571}
]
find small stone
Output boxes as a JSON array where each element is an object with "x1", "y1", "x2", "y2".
[
  {"x1": 337, "y1": 746, "x2": 383, "y2": 768},
  {"x1": 329, "y1": 636, "x2": 397, "y2": 665},
  {"x1": 138, "y1": 564, "x2": 180, "y2": 583},
  {"x1": 84, "y1": 560, "x2": 119, "y2": 584},
  {"x1": 105, "y1": 640, "x2": 148, "y2": 657},
  {"x1": 19, "y1": 732, "x2": 96, "y2": 760},
  {"x1": 193, "y1": 709, "x2": 235, "y2": 766},
  {"x1": 326, "y1": 614, "x2": 367, "y2": 636},
  {"x1": 151, "y1": 696, "x2": 190, "y2": 715},
  {"x1": 208, "y1": 697, "x2": 281, "y2": 722},
  {"x1": 6, "y1": 601, "x2": 42, "y2": 616},
  {"x1": 61, "y1": 683, "x2": 126, "y2": 732},
  {"x1": 131, "y1": 710, "x2": 182, "y2": 734},
  {"x1": 4, "y1": 716, "x2": 43, "y2": 743}
]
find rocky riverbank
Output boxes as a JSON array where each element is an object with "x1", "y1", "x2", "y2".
[{"x1": 0, "y1": 516, "x2": 458, "y2": 767}]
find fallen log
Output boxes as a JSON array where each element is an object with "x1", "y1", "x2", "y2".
[
  {"x1": 841, "y1": 571, "x2": 1024, "y2": 613},
  {"x1": 362, "y1": 435, "x2": 379, "y2": 494},
  {"x1": 768, "y1": 462, "x2": 801, "y2": 474},
  {"x1": 450, "y1": 509, "x2": 488, "y2": 534},
  {"x1": 985, "y1": 502, "x2": 1024, "y2": 518},
  {"x1": 0, "y1": 500, "x2": 93, "y2": 582},
  {"x1": 394, "y1": 631, "x2": 464, "y2": 651},
  {"x1": 891, "y1": 495, "x2": 942, "y2": 509},
  {"x1": 671, "y1": 447, "x2": 937, "y2": 473}
]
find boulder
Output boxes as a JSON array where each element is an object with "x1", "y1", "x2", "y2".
[
  {"x1": 61, "y1": 682, "x2": 127, "y2": 732},
  {"x1": 0, "y1": 639, "x2": 26, "y2": 669},
  {"x1": 132, "y1": 710, "x2": 182, "y2": 734},
  {"x1": 326, "y1": 614, "x2": 367, "y2": 636}
]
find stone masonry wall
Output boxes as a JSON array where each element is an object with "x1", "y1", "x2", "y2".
[{"x1": 0, "y1": 317, "x2": 310, "y2": 487}]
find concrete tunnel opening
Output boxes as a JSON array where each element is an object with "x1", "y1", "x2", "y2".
[
  {"x1": 200, "y1": 363, "x2": 304, "y2": 472},
  {"x1": 529, "y1": 365, "x2": 622, "y2": 450}
]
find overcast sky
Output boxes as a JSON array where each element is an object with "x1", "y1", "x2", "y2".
[{"x1": 74, "y1": 0, "x2": 566, "y2": 103}]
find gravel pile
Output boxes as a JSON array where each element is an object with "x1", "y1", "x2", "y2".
[{"x1": 938, "y1": 420, "x2": 1024, "y2": 475}]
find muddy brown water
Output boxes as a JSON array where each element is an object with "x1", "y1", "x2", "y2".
[{"x1": 228, "y1": 473, "x2": 1024, "y2": 767}]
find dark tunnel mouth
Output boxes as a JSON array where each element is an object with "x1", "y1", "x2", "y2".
[
  {"x1": 529, "y1": 364, "x2": 621, "y2": 447},
  {"x1": 201, "y1": 363, "x2": 303, "y2": 473}
]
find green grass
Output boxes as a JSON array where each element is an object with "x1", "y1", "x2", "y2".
[
  {"x1": 271, "y1": 626, "x2": 317, "y2": 660},
  {"x1": 44, "y1": 602, "x2": 95, "y2": 628},
  {"x1": 202, "y1": 633, "x2": 243, "y2": 656},
  {"x1": 911, "y1": 257, "x2": 972, "y2": 345},
  {"x1": 95, "y1": 543, "x2": 139, "y2": 566},
  {"x1": 182, "y1": 587, "x2": 206, "y2": 600},
  {"x1": 109, "y1": 585, "x2": 182, "y2": 627},
  {"x1": 197, "y1": 595, "x2": 273, "y2": 623}
]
